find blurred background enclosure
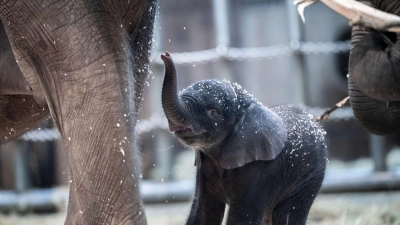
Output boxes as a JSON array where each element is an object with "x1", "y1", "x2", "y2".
[
  {"x1": 1, "y1": 0, "x2": 400, "y2": 224},
  {"x1": 142, "y1": 0, "x2": 400, "y2": 180}
]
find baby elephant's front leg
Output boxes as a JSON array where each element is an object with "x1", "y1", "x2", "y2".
[{"x1": 186, "y1": 171, "x2": 226, "y2": 225}]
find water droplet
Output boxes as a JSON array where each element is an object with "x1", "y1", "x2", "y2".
[{"x1": 119, "y1": 147, "x2": 125, "y2": 156}]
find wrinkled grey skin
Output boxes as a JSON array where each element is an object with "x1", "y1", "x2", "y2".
[
  {"x1": 0, "y1": 1, "x2": 156, "y2": 224},
  {"x1": 161, "y1": 53, "x2": 327, "y2": 225},
  {"x1": 348, "y1": 0, "x2": 400, "y2": 135}
]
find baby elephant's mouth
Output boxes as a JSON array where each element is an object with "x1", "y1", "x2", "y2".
[
  {"x1": 175, "y1": 131, "x2": 209, "y2": 147},
  {"x1": 168, "y1": 123, "x2": 192, "y2": 133},
  {"x1": 169, "y1": 123, "x2": 206, "y2": 137}
]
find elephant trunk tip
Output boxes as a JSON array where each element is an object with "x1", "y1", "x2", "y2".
[
  {"x1": 161, "y1": 51, "x2": 175, "y2": 73},
  {"x1": 161, "y1": 51, "x2": 171, "y2": 61}
]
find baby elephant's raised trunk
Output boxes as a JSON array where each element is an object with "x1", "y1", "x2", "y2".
[{"x1": 161, "y1": 52, "x2": 189, "y2": 132}]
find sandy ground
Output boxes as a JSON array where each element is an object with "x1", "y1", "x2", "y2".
[{"x1": 0, "y1": 191, "x2": 400, "y2": 225}]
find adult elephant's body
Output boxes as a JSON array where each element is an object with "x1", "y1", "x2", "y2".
[
  {"x1": 0, "y1": 1, "x2": 156, "y2": 224},
  {"x1": 348, "y1": 0, "x2": 400, "y2": 135}
]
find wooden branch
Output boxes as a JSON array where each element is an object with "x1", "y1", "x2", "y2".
[
  {"x1": 295, "y1": 0, "x2": 400, "y2": 32},
  {"x1": 317, "y1": 96, "x2": 350, "y2": 122}
]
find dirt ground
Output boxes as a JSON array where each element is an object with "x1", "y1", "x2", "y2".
[
  {"x1": 308, "y1": 192, "x2": 400, "y2": 225},
  {"x1": 0, "y1": 191, "x2": 399, "y2": 225},
  {"x1": 1, "y1": 150, "x2": 400, "y2": 225}
]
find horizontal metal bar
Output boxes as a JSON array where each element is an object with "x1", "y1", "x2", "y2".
[
  {"x1": 0, "y1": 181, "x2": 195, "y2": 212},
  {"x1": 321, "y1": 170, "x2": 400, "y2": 193},
  {"x1": 22, "y1": 107, "x2": 354, "y2": 142},
  {"x1": 150, "y1": 41, "x2": 351, "y2": 65},
  {"x1": 0, "y1": 187, "x2": 68, "y2": 212},
  {"x1": 1, "y1": 171, "x2": 399, "y2": 211},
  {"x1": 141, "y1": 180, "x2": 194, "y2": 203}
]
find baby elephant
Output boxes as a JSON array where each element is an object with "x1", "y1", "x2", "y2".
[{"x1": 161, "y1": 52, "x2": 327, "y2": 225}]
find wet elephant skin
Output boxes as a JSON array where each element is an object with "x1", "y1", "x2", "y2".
[{"x1": 161, "y1": 53, "x2": 327, "y2": 225}]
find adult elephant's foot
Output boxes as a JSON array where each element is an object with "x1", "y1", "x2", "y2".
[
  {"x1": 65, "y1": 193, "x2": 147, "y2": 225},
  {"x1": 65, "y1": 211, "x2": 147, "y2": 225},
  {"x1": 64, "y1": 166, "x2": 147, "y2": 225}
]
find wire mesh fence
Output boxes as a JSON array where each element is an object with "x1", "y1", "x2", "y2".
[
  {"x1": 21, "y1": 38, "x2": 353, "y2": 142},
  {"x1": 21, "y1": 106, "x2": 354, "y2": 142}
]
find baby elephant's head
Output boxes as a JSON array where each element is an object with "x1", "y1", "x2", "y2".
[
  {"x1": 161, "y1": 52, "x2": 287, "y2": 169},
  {"x1": 169, "y1": 78, "x2": 243, "y2": 148}
]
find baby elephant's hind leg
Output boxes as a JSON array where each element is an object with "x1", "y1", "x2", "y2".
[
  {"x1": 271, "y1": 185, "x2": 321, "y2": 225},
  {"x1": 225, "y1": 195, "x2": 271, "y2": 225}
]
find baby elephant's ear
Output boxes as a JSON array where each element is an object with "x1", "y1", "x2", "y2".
[{"x1": 220, "y1": 104, "x2": 287, "y2": 169}]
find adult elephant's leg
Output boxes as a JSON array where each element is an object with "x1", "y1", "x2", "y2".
[
  {"x1": 0, "y1": 20, "x2": 49, "y2": 142},
  {"x1": 0, "y1": 1, "x2": 156, "y2": 224}
]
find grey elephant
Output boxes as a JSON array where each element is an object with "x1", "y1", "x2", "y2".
[
  {"x1": 347, "y1": 0, "x2": 400, "y2": 135},
  {"x1": 161, "y1": 52, "x2": 327, "y2": 225},
  {"x1": 0, "y1": 1, "x2": 156, "y2": 224}
]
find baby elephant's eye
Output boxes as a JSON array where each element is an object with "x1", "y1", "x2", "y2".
[{"x1": 207, "y1": 108, "x2": 220, "y2": 119}]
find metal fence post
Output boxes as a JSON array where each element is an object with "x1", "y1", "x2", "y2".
[
  {"x1": 212, "y1": 0, "x2": 233, "y2": 80},
  {"x1": 369, "y1": 134, "x2": 387, "y2": 172},
  {"x1": 13, "y1": 141, "x2": 30, "y2": 193},
  {"x1": 285, "y1": 0, "x2": 309, "y2": 104}
]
